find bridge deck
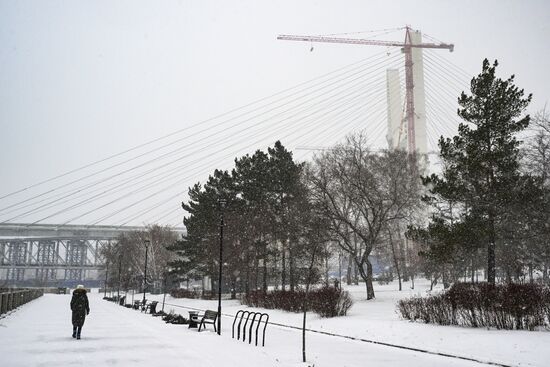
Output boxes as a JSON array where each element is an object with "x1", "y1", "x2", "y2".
[
  {"x1": 0, "y1": 293, "x2": 483, "y2": 367},
  {"x1": 0, "y1": 223, "x2": 184, "y2": 239}
]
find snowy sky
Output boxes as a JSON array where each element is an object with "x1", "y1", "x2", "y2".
[{"x1": 1, "y1": 0, "x2": 549, "y2": 226}]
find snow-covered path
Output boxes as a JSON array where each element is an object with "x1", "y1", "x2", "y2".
[{"x1": 0, "y1": 293, "x2": 495, "y2": 367}]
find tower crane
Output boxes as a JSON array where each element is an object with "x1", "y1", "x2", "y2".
[{"x1": 278, "y1": 26, "x2": 454, "y2": 153}]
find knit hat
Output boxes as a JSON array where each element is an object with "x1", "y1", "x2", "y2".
[{"x1": 76, "y1": 285, "x2": 84, "y2": 289}]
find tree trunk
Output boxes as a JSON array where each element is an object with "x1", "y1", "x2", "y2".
[
  {"x1": 355, "y1": 255, "x2": 375, "y2": 300},
  {"x1": 365, "y1": 258, "x2": 375, "y2": 299},
  {"x1": 442, "y1": 266, "x2": 450, "y2": 289},
  {"x1": 254, "y1": 250, "x2": 259, "y2": 290},
  {"x1": 230, "y1": 275, "x2": 237, "y2": 299},
  {"x1": 289, "y1": 246, "x2": 295, "y2": 292},
  {"x1": 263, "y1": 243, "x2": 268, "y2": 292},
  {"x1": 302, "y1": 285, "x2": 309, "y2": 363},
  {"x1": 302, "y1": 242, "x2": 319, "y2": 364},
  {"x1": 210, "y1": 276, "x2": 215, "y2": 298},
  {"x1": 487, "y1": 214, "x2": 496, "y2": 285},
  {"x1": 262, "y1": 258, "x2": 268, "y2": 292},
  {"x1": 388, "y1": 229, "x2": 402, "y2": 291},
  {"x1": 281, "y1": 243, "x2": 286, "y2": 291},
  {"x1": 346, "y1": 253, "x2": 353, "y2": 285},
  {"x1": 273, "y1": 250, "x2": 279, "y2": 290},
  {"x1": 471, "y1": 256, "x2": 475, "y2": 283},
  {"x1": 325, "y1": 250, "x2": 330, "y2": 287},
  {"x1": 505, "y1": 269, "x2": 512, "y2": 284},
  {"x1": 353, "y1": 259, "x2": 359, "y2": 285},
  {"x1": 353, "y1": 237, "x2": 360, "y2": 285},
  {"x1": 245, "y1": 251, "x2": 250, "y2": 296},
  {"x1": 338, "y1": 251, "x2": 342, "y2": 286},
  {"x1": 399, "y1": 229, "x2": 409, "y2": 282}
]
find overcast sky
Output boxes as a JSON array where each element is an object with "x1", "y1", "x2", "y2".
[{"x1": 1, "y1": 0, "x2": 549, "y2": 226}]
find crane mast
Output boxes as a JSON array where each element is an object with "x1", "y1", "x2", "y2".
[{"x1": 277, "y1": 26, "x2": 454, "y2": 154}]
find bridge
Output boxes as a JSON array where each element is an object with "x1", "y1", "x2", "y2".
[{"x1": 0, "y1": 223, "x2": 149, "y2": 287}]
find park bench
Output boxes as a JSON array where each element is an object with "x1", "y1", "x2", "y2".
[
  {"x1": 142, "y1": 301, "x2": 158, "y2": 314},
  {"x1": 119, "y1": 296, "x2": 126, "y2": 306},
  {"x1": 133, "y1": 299, "x2": 145, "y2": 310},
  {"x1": 195, "y1": 310, "x2": 218, "y2": 332}
]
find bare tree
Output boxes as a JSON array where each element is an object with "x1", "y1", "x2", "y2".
[
  {"x1": 524, "y1": 108, "x2": 550, "y2": 184},
  {"x1": 292, "y1": 189, "x2": 330, "y2": 364},
  {"x1": 102, "y1": 225, "x2": 179, "y2": 291},
  {"x1": 308, "y1": 134, "x2": 422, "y2": 299},
  {"x1": 523, "y1": 108, "x2": 550, "y2": 282}
]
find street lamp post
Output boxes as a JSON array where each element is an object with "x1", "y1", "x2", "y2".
[
  {"x1": 104, "y1": 260, "x2": 109, "y2": 298},
  {"x1": 217, "y1": 198, "x2": 226, "y2": 336},
  {"x1": 162, "y1": 267, "x2": 171, "y2": 313},
  {"x1": 130, "y1": 269, "x2": 135, "y2": 303},
  {"x1": 117, "y1": 253, "x2": 122, "y2": 303},
  {"x1": 143, "y1": 240, "x2": 150, "y2": 305}
]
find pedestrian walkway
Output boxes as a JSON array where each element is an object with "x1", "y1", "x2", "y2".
[{"x1": 0, "y1": 293, "x2": 488, "y2": 367}]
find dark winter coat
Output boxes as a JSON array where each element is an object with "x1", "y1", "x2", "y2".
[{"x1": 70, "y1": 289, "x2": 90, "y2": 327}]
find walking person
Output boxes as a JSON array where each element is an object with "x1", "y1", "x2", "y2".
[{"x1": 70, "y1": 285, "x2": 90, "y2": 340}]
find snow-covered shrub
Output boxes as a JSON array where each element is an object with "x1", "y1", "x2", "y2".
[
  {"x1": 169, "y1": 288, "x2": 199, "y2": 299},
  {"x1": 397, "y1": 294, "x2": 452, "y2": 325},
  {"x1": 242, "y1": 287, "x2": 353, "y2": 317},
  {"x1": 309, "y1": 287, "x2": 353, "y2": 317},
  {"x1": 161, "y1": 311, "x2": 188, "y2": 324},
  {"x1": 376, "y1": 274, "x2": 393, "y2": 285},
  {"x1": 398, "y1": 282, "x2": 550, "y2": 330},
  {"x1": 162, "y1": 311, "x2": 176, "y2": 322},
  {"x1": 169, "y1": 314, "x2": 188, "y2": 324},
  {"x1": 244, "y1": 290, "x2": 303, "y2": 312}
]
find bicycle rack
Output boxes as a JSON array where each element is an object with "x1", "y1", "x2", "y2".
[{"x1": 232, "y1": 310, "x2": 269, "y2": 346}]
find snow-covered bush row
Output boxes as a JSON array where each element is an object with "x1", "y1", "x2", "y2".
[
  {"x1": 397, "y1": 282, "x2": 550, "y2": 330},
  {"x1": 169, "y1": 288, "x2": 201, "y2": 299},
  {"x1": 242, "y1": 287, "x2": 353, "y2": 317}
]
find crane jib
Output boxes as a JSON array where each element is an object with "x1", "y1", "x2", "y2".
[{"x1": 276, "y1": 35, "x2": 453, "y2": 52}]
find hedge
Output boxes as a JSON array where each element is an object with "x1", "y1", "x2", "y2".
[
  {"x1": 397, "y1": 282, "x2": 550, "y2": 330},
  {"x1": 242, "y1": 286, "x2": 353, "y2": 318}
]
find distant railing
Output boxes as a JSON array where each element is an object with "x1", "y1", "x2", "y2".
[{"x1": 0, "y1": 289, "x2": 44, "y2": 317}]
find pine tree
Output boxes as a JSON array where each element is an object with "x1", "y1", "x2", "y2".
[
  {"x1": 170, "y1": 169, "x2": 237, "y2": 292},
  {"x1": 171, "y1": 141, "x2": 311, "y2": 293},
  {"x1": 423, "y1": 59, "x2": 532, "y2": 284}
]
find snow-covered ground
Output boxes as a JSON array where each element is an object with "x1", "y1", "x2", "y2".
[{"x1": 0, "y1": 280, "x2": 548, "y2": 366}]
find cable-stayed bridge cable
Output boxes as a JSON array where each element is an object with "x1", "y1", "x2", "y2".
[
  {"x1": 2, "y1": 52, "x2": 404, "y2": 223},
  {"x1": 0, "y1": 51, "x2": 393, "y2": 202}
]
